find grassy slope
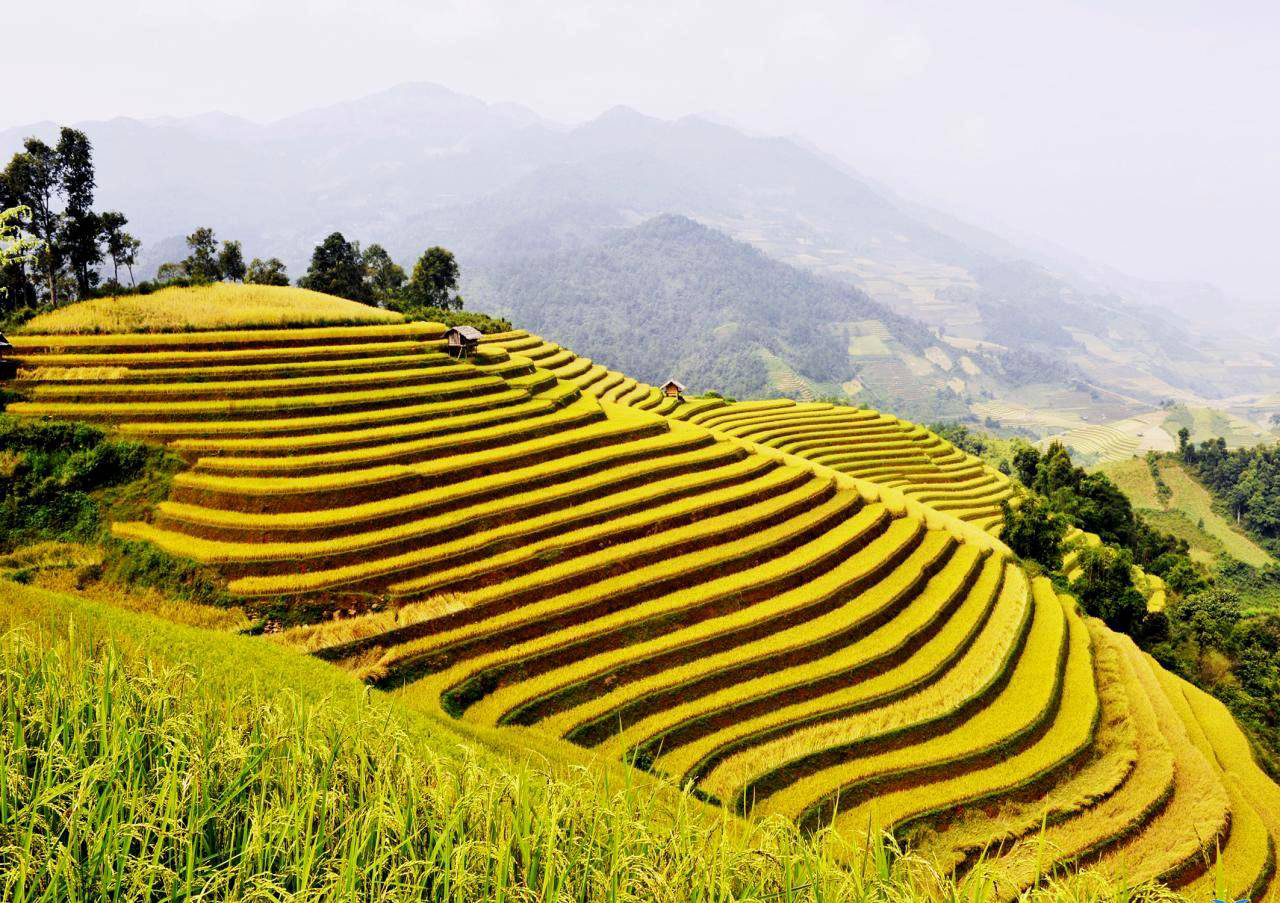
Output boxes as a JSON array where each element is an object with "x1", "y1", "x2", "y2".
[
  {"x1": 1161, "y1": 404, "x2": 1271, "y2": 449},
  {"x1": 16, "y1": 283, "x2": 405, "y2": 334},
  {"x1": 1158, "y1": 461, "x2": 1273, "y2": 567},
  {"x1": 1, "y1": 579, "x2": 738, "y2": 805},
  {"x1": 1101, "y1": 457, "x2": 1272, "y2": 568},
  {"x1": 2, "y1": 579, "x2": 1181, "y2": 903},
  {"x1": 0, "y1": 580, "x2": 788, "y2": 901},
  {"x1": 1100, "y1": 458, "x2": 1160, "y2": 507}
]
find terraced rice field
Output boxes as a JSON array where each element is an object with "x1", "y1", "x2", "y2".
[
  {"x1": 761, "y1": 351, "x2": 816, "y2": 401},
  {"x1": 5, "y1": 318, "x2": 1279, "y2": 897},
  {"x1": 1041, "y1": 423, "x2": 1140, "y2": 465},
  {"x1": 459, "y1": 332, "x2": 1013, "y2": 532}
]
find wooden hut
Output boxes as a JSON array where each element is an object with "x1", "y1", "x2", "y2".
[
  {"x1": 0, "y1": 333, "x2": 13, "y2": 379},
  {"x1": 660, "y1": 379, "x2": 686, "y2": 399},
  {"x1": 445, "y1": 325, "x2": 482, "y2": 358}
]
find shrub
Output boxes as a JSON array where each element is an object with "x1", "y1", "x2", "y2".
[
  {"x1": 385, "y1": 300, "x2": 512, "y2": 334},
  {"x1": 101, "y1": 537, "x2": 236, "y2": 608},
  {"x1": 0, "y1": 415, "x2": 170, "y2": 552},
  {"x1": 1000, "y1": 495, "x2": 1066, "y2": 568}
]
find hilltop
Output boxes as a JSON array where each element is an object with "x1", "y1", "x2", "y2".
[
  {"x1": 3, "y1": 285, "x2": 1280, "y2": 900},
  {"x1": 14, "y1": 282, "x2": 405, "y2": 334}
]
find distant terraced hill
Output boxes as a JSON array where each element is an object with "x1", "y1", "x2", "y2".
[
  {"x1": 1041, "y1": 423, "x2": 1140, "y2": 466},
  {"x1": 4, "y1": 306, "x2": 1278, "y2": 899}
]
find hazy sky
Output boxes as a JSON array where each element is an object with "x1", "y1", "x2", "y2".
[{"x1": 8, "y1": 1, "x2": 1279, "y2": 300}]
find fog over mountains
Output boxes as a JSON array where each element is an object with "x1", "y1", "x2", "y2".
[{"x1": 5, "y1": 81, "x2": 1277, "y2": 414}]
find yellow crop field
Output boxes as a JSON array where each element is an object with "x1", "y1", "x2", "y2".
[
  {"x1": 673, "y1": 552, "x2": 1013, "y2": 800},
  {"x1": 739, "y1": 577, "x2": 1067, "y2": 823},
  {"x1": 527, "y1": 532, "x2": 964, "y2": 746},
  {"x1": 652, "y1": 558, "x2": 1019, "y2": 789},
  {"x1": 828, "y1": 595, "x2": 1097, "y2": 841},
  {"x1": 963, "y1": 633, "x2": 1175, "y2": 891},
  {"x1": 7, "y1": 310, "x2": 1280, "y2": 899},
  {"x1": 1087, "y1": 648, "x2": 1231, "y2": 886},
  {"x1": 1153, "y1": 667, "x2": 1276, "y2": 901},
  {"x1": 223, "y1": 455, "x2": 807, "y2": 596},
  {"x1": 16, "y1": 283, "x2": 407, "y2": 334},
  {"x1": 912, "y1": 622, "x2": 1137, "y2": 870},
  {"x1": 438, "y1": 503, "x2": 905, "y2": 724}
]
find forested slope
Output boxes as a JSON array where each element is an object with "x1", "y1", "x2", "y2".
[{"x1": 467, "y1": 214, "x2": 918, "y2": 399}]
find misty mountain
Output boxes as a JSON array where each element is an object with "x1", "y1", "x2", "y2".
[
  {"x1": 467, "y1": 215, "x2": 1084, "y2": 422},
  {"x1": 4, "y1": 80, "x2": 1274, "y2": 413},
  {"x1": 469, "y1": 214, "x2": 892, "y2": 398}
]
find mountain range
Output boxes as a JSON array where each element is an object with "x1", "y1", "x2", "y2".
[{"x1": 5, "y1": 81, "x2": 1278, "y2": 428}]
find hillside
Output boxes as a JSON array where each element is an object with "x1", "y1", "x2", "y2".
[
  {"x1": 468, "y1": 214, "x2": 922, "y2": 405},
  {"x1": 1103, "y1": 456, "x2": 1274, "y2": 570},
  {"x1": 4, "y1": 287, "x2": 1280, "y2": 899},
  {"x1": 468, "y1": 214, "x2": 1080, "y2": 422},
  {"x1": 0, "y1": 580, "x2": 870, "y2": 900},
  {"x1": 7, "y1": 83, "x2": 1279, "y2": 425}
]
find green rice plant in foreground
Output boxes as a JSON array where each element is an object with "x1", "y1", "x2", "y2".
[{"x1": 0, "y1": 594, "x2": 1186, "y2": 903}]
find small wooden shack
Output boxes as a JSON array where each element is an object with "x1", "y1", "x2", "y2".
[
  {"x1": 445, "y1": 325, "x2": 482, "y2": 358},
  {"x1": 660, "y1": 379, "x2": 686, "y2": 399},
  {"x1": 0, "y1": 333, "x2": 13, "y2": 378}
]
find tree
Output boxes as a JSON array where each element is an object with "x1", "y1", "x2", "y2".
[
  {"x1": 3, "y1": 137, "x2": 63, "y2": 303},
  {"x1": 98, "y1": 211, "x2": 140, "y2": 287},
  {"x1": 299, "y1": 232, "x2": 371, "y2": 302},
  {"x1": 120, "y1": 234, "x2": 141, "y2": 286},
  {"x1": 1178, "y1": 427, "x2": 1194, "y2": 462},
  {"x1": 56, "y1": 128, "x2": 101, "y2": 298},
  {"x1": 182, "y1": 227, "x2": 220, "y2": 282},
  {"x1": 245, "y1": 257, "x2": 290, "y2": 286},
  {"x1": 1012, "y1": 444, "x2": 1041, "y2": 488},
  {"x1": 1000, "y1": 495, "x2": 1066, "y2": 568},
  {"x1": 0, "y1": 205, "x2": 44, "y2": 305},
  {"x1": 2, "y1": 127, "x2": 136, "y2": 303},
  {"x1": 1171, "y1": 589, "x2": 1241, "y2": 652},
  {"x1": 362, "y1": 243, "x2": 406, "y2": 303},
  {"x1": 1074, "y1": 544, "x2": 1148, "y2": 635},
  {"x1": 155, "y1": 262, "x2": 186, "y2": 285},
  {"x1": 404, "y1": 246, "x2": 461, "y2": 310},
  {"x1": 1033, "y1": 441, "x2": 1078, "y2": 496},
  {"x1": 1054, "y1": 472, "x2": 1138, "y2": 548},
  {"x1": 218, "y1": 240, "x2": 246, "y2": 282}
]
